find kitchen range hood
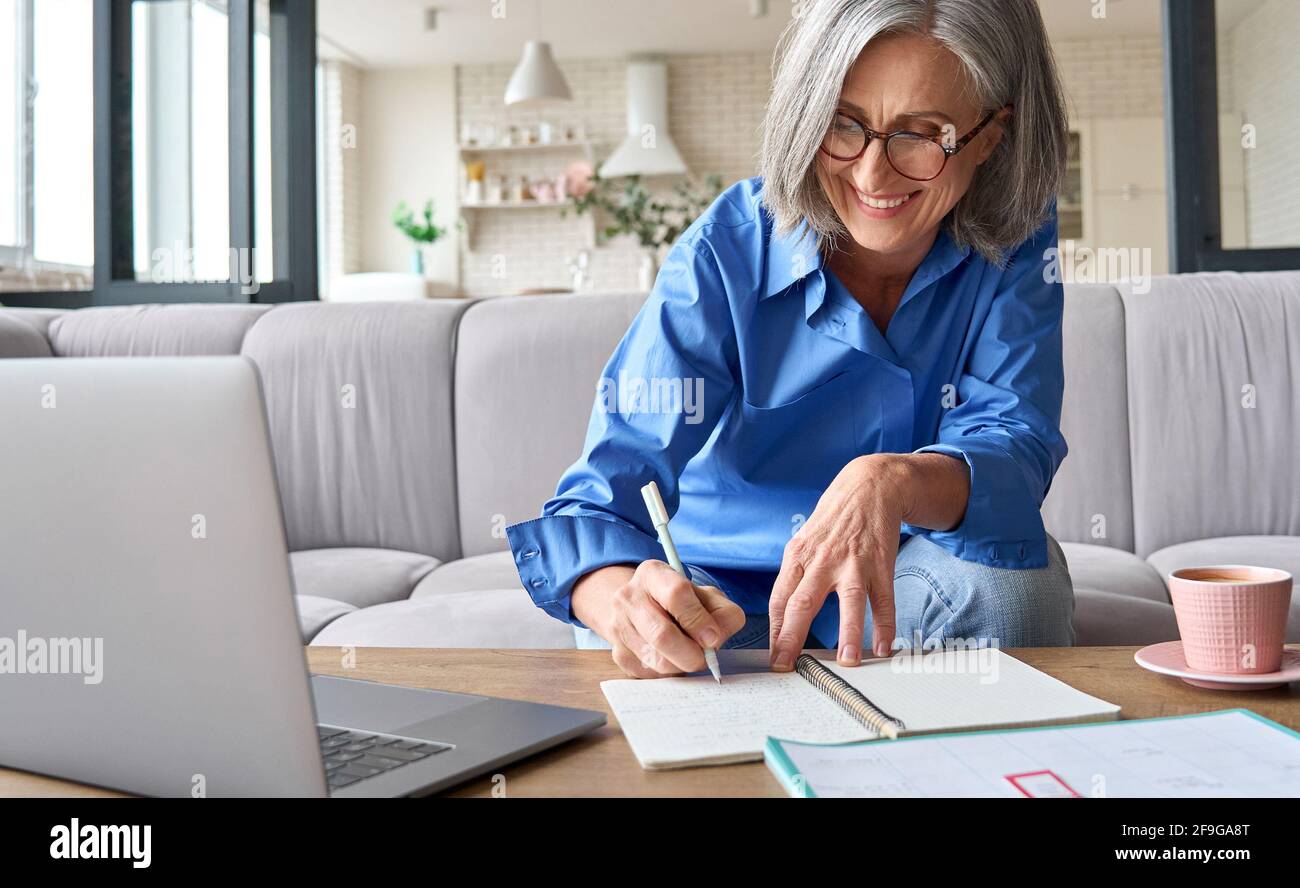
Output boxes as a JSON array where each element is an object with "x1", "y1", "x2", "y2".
[{"x1": 598, "y1": 58, "x2": 688, "y2": 178}]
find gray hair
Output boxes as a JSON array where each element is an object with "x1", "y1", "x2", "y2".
[{"x1": 758, "y1": 0, "x2": 1068, "y2": 264}]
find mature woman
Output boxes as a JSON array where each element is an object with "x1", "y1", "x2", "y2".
[{"x1": 508, "y1": 0, "x2": 1073, "y2": 677}]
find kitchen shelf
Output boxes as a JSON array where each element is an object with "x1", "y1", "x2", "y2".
[
  {"x1": 458, "y1": 141, "x2": 594, "y2": 155},
  {"x1": 458, "y1": 200, "x2": 595, "y2": 252},
  {"x1": 461, "y1": 200, "x2": 571, "y2": 210},
  {"x1": 457, "y1": 140, "x2": 598, "y2": 252}
]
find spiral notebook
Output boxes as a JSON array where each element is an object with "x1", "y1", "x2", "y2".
[{"x1": 602, "y1": 648, "x2": 1120, "y2": 770}]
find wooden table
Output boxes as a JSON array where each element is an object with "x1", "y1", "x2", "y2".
[{"x1": 3, "y1": 646, "x2": 1298, "y2": 797}]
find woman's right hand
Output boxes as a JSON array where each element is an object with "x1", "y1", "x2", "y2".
[{"x1": 571, "y1": 560, "x2": 747, "y2": 678}]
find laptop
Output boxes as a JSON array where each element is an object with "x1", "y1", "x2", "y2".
[{"x1": 0, "y1": 356, "x2": 604, "y2": 797}]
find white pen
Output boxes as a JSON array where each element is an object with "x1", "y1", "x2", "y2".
[{"x1": 640, "y1": 481, "x2": 722, "y2": 683}]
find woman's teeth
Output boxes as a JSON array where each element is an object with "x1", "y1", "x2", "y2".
[{"x1": 857, "y1": 190, "x2": 912, "y2": 209}]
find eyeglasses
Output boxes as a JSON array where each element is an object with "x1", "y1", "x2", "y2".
[{"x1": 819, "y1": 106, "x2": 1008, "y2": 181}]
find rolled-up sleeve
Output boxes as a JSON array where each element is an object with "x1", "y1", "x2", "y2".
[
  {"x1": 507, "y1": 234, "x2": 739, "y2": 624},
  {"x1": 907, "y1": 215, "x2": 1067, "y2": 569}
]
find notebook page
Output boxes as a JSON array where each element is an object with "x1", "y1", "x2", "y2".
[
  {"x1": 820, "y1": 648, "x2": 1120, "y2": 735},
  {"x1": 771, "y1": 710, "x2": 1300, "y2": 798},
  {"x1": 602, "y1": 670, "x2": 873, "y2": 769}
]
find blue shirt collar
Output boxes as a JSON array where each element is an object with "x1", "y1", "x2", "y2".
[
  {"x1": 762, "y1": 217, "x2": 822, "y2": 300},
  {"x1": 763, "y1": 217, "x2": 973, "y2": 302}
]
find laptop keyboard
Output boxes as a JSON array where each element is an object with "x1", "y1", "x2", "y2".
[{"x1": 318, "y1": 725, "x2": 453, "y2": 791}]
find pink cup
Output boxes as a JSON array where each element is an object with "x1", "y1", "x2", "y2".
[{"x1": 1168, "y1": 566, "x2": 1293, "y2": 674}]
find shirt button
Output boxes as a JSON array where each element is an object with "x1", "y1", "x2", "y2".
[
  {"x1": 990, "y1": 546, "x2": 999, "y2": 561},
  {"x1": 522, "y1": 549, "x2": 539, "y2": 559},
  {"x1": 531, "y1": 577, "x2": 548, "y2": 588}
]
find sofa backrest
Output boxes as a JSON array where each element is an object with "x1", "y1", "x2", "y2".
[
  {"x1": 46, "y1": 304, "x2": 271, "y2": 356},
  {"x1": 0, "y1": 312, "x2": 54, "y2": 358},
  {"x1": 453, "y1": 292, "x2": 647, "y2": 558},
  {"x1": 1042, "y1": 283, "x2": 1136, "y2": 551},
  {"x1": 1121, "y1": 271, "x2": 1300, "y2": 556},
  {"x1": 7, "y1": 269, "x2": 1295, "y2": 564},
  {"x1": 240, "y1": 301, "x2": 470, "y2": 562}
]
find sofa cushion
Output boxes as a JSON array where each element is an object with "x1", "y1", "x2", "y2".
[
  {"x1": 48, "y1": 303, "x2": 271, "y2": 356},
  {"x1": 1072, "y1": 589, "x2": 1179, "y2": 646},
  {"x1": 413, "y1": 551, "x2": 521, "y2": 598},
  {"x1": 241, "y1": 301, "x2": 472, "y2": 561},
  {"x1": 0, "y1": 313, "x2": 52, "y2": 358},
  {"x1": 453, "y1": 292, "x2": 647, "y2": 558},
  {"x1": 296, "y1": 594, "x2": 358, "y2": 642},
  {"x1": 1146, "y1": 536, "x2": 1300, "y2": 642},
  {"x1": 310, "y1": 589, "x2": 576, "y2": 648},
  {"x1": 0, "y1": 307, "x2": 64, "y2": 337},
  {"x1": 1042, "y1": 284, "x2": 1135, "y2": 550},
  {"x1": 289, "y1": 547, "x2": 439, "y2": 609},
  {"x1": 1059, "y1": 542, "x2": 1168, "y2": 603},
  {"x1": 1121, "y1": 272, "x2": 1300, "y2": 556}
]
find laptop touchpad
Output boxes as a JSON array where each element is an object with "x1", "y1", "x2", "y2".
[{"x1": 311, "y1": 675, "x2": 486, "y2": 733}]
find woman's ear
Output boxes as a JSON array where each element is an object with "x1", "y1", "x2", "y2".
[{"x1": 973, "y1": 106, "x2": 1013, "y2": 165}]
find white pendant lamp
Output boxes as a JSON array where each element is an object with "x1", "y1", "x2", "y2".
[
  {"x1": 504, "y1": 39, "x2": 572, "y2": 106},
  {"x1": 504, "y1": 1, "x2": 570, "y2": 107}
]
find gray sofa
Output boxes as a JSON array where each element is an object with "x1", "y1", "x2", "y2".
[{"x1": 2, "y1": 270, "x2": 1298, "y2": 648}]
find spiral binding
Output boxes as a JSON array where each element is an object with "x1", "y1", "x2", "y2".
[{"x1": 795, "y1": 654, "x2": 906, "y2": 737}]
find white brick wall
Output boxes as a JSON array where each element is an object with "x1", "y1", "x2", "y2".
[
  {"x1": 455, "y1": 53, "x2": 771, "y2": 297},
  {"x1": 1229, "y1": 0, "x2": 1300, "y2": 248},
  {"x1": 321, "y1": 60, "x2": 363, "y2": 280},
  {"x1": 1053, "y1": 36, "x2": 1166, "y2": 120}
]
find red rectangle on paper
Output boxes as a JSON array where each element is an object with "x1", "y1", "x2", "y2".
[{"x1": 1005, "y1": 770, "x2": 1081, "y2": 798}]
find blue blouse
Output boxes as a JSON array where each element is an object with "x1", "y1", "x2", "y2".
[{"x1": 507, "y1": 176, "x2": 1067, "y2": 644}]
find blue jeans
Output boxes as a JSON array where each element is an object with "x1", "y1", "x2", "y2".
[{"x1": 573, "y1": 534, "x2": 1075, "y2": 651}]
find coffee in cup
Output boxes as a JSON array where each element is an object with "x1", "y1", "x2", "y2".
[{"x1": 1168, "y1": 566, "x2": 1293, "y2": 674}]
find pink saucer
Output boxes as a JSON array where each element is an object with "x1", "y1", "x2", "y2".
[{"x1": 1134, "y1": 641, "x2": 1300, "y2": 691}]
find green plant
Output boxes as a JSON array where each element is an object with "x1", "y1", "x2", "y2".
[
  {"x1": 566, "y1": 173, "x2": 724, "y2": 250},
  {"x1": 392, "y1": 200, "x2": 448, "y2": 245}
]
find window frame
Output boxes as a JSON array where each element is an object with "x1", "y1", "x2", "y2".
[
  {"x1": 89, "y1": 0, "x2": 317, "y2": 305},
  {"x1": 1164, "y1": 0, "x2": 1300, "y2": 272}
]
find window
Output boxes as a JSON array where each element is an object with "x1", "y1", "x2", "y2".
[
  {"x1": 1166, "y1": 0, "x2": 1300, "y2": 271},
  {"x1": 93, "y1": 0, "x2": 315, "y2": 305},
  {"x1": 0, "y1": 0, "x2": 94, "y2": 291},
  {"x1": 129, "y1": 0, "x2": 231, "y2": 283}
]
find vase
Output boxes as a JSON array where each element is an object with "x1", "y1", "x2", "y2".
[
  {"x1": 638, "y1": 250, "x2": 658, "y2": 293},
  {"x1": 411, "y1": 247, "x2": 424, "y2": 276}
]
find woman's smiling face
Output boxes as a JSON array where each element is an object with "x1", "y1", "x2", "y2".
[{"x1": 816, "y1": 32, "x2": 1005, "y2": 260}]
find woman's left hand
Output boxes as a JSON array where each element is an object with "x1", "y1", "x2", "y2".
[{"x1": 768, "y1": 454, "x2": 910, "y2": 670}]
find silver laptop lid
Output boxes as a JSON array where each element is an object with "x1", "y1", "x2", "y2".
[{"x1": 0, "y1": 356, "x2": 326, "y2": 797}]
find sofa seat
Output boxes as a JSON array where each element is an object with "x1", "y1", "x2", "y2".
[
  {"x1": 1146, "y1": 536, "x2": 1300, "y2": 641},
  {"x1": 308, "y1": 549, "x2": 570, "y2": 648},
  {"x1": 413, "y1": 551, "x2": 521, "y2": 597},
  {"x1": 289, "y1": 547, "x2": 440, "y2": 609},
  {"x1": 1059, "y1": 542, "x2": 1168, "y2": 602},
  {"x1": 296, "y1": 595, "x2": 359, "y2": 642},
  {"x1": 310, "y1": 588, "x2": 576, "y2": 648},
  {"x1": 1071, "y1": 589, "x2": 1178, "y2": 646}
]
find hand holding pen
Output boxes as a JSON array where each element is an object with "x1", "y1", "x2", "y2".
[{"x1": 567, "y1": 482, "x2": 746, "y2": 680}]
